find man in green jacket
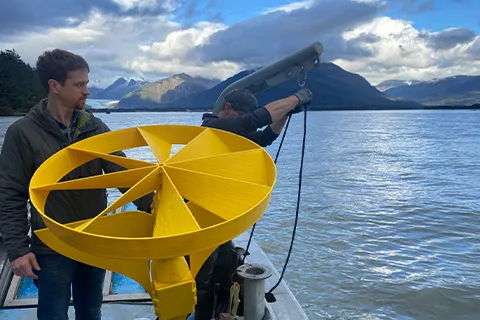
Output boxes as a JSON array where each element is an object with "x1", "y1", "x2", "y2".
[{"x1": 0, "y1": 49, "x2": 153, "y2": 320}]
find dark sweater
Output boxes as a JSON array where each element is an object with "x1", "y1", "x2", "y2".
[{"x1": 201, "y1": 107, "x2": 279, "y2": 147}]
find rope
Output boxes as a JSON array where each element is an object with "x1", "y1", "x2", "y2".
[
  {"x1": 241, "y1": 103, "x2": 307, "y2": 303},
  {"x1": 267, "y1": 105, "x2": 307, "y2": 297},
  {"x1": 230, "y1": 282, "x2": 241, "y2": 316},
  {"x1": 240, "y1": 64, "x2": 310, "y2": 304},
  {"x1": 242, "y1": 114, "x2": 292, "y2": 264}
]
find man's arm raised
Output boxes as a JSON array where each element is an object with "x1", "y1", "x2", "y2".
[{"x1": 265, "y1": 88, "x2": 313, "y2": 123}]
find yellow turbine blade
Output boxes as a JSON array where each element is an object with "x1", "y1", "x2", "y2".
[
  {"x1": 31, "y1": 166, "x2": 158, "y2": 191},
  {"x1": 135, "y1": 124, "x2": 204, "y2": 145},
  {"x1": 27, "y1": 124, "x2": 278, "y2": 320},
  {"x1": 189, "y1": 247, "x2": 218, "y2": 279},
  {"x1": 165, "y1": 166, "x2": 271, "y2": 220},
  {"x1": 186, "y1": 201, "x2": 225, "y2": 229},
  {"x1": 67, "y1": 148, "x2": 155, "y2": 169},
  {"x1": 166, "y1": 128, "x2": 231, "y2": 164},
  {"x1": 153, "y1": 168, "x2": 201, "y2": 237},
  {"x1": 137, "y1": 127, "x2": 172, "y2": 164},
  {"x1": 34, "y1": 212, "x2": 153, "y2": 290},
  {"x1": 166, "y1": 149, "x2": 271, "y2": 186},
  {"x1": 167, "y1": 128, "x2": 258, "y2": 164},
  {"x1": 66, "y1": 127, "x2": 147, "y2": 153},
  {"x1": 80, "y1": 210, "x2": 154, "y2": 238},
  {"x1": 75, "y1": 166, "x2": 162, "y2": 232},
  {"x1": 29, "y1": 148, "x2": 100, "y2": 189}
]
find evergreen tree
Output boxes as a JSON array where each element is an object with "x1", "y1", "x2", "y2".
[{"x1": 0, "y1": 49, "x2": 46, "y2": 115}]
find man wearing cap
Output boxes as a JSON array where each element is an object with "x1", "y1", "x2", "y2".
[
  {"x1": 201, "y1": 87, "x2": 313, "y2": 147},
  {"x1": 190, "y1": 87, "x2": 313, "y2": 320}
]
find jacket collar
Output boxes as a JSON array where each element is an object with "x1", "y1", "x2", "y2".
[{"x1": 25, "y1": 98, "x2": 98, "y2": 141}]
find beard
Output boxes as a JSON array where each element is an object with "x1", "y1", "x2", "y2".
[{"x1": 75, "y1": 99, "x2": 87, "y2": 110}]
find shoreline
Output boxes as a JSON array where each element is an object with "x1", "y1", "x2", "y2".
[
  {"x1": 88, "y1": 105, "x2": 480, "y2": 113},
  {"x1": 1, "y1": 105, "x2": 479, "y2": 117}
]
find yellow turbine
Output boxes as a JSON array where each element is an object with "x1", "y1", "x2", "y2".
[{"x1": 28, "y1": 124, "x2": 276, "y2": 320}]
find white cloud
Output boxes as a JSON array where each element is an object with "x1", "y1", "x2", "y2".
[
  {"x1": 111, "y1": 0, "x2": 159, "y2": 11},
  {"x1": 0, "y1": 8, "x2": 238, "y2": 84},
  {"x1": 262, "y1": 0, "x2": 315, "y2": 14},
  {"x1": 1, "y1": 9, "x2": 178, "y2": 60},
  {"x1": 1, "y1": 10, "x2": 106, "y2": 59},
  {"x1": 333, "y1": 16, "x2": 480, "y2": 84},
  {"x1": 194, "y1": 0, "x2": 386, "y2": 66},
  {"x1": 124, "y1": 58, "x2": 241, "y2": 80},
  {"x1": 124, "y1": 21, "x2": 241, "y2": 79},
  {"x1": 0, "y1": 0, "x2": 478, "y2": 87},
  {"x1": 143, "y1": 21, "x2": 227, "y2": 60},
  {"x1": 110, "y1": 0, "x2": 180, "y2": 12},
  {"x1": 342, "y1": 17, "x2": 435, "y2": 69}
]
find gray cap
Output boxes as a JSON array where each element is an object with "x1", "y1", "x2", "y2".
[{"x1": 224, "y1": 89, "x2": 259, "y2": 113}]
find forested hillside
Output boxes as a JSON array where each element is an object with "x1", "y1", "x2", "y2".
[{"x1": 0, "y1": 50, "x2": 45, "y2": 115}]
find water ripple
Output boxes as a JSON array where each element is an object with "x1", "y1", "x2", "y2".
[{"x1": 1, "y1": 109, "x2": 479, "y2": 319}]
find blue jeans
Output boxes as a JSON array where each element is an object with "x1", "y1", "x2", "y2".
[{"x1": 33, "y1": 253, "x2": 106, "y2": 320}]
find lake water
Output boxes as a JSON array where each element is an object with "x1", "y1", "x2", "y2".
[{"x1": 1, "y1": 109, "x2": 479, "y2": 320}]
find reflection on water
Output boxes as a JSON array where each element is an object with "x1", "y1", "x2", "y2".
[{"x1": 1, "y1": 109, "x2": 480, "y2": 319}]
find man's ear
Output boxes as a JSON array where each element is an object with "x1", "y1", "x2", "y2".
[
  {"x1": 48, "y1": 79, "x2": 60, "y2": 94},
  {"x1": 223, "y1": 102, "x2": 234, "y2": 112}
]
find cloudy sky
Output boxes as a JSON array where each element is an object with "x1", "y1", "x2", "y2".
[{"x1": 1, "y1": 0, "x2": 479, "y2": 87}]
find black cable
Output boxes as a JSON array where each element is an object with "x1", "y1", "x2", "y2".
[
  {"x1": 242, "y1": 114, "x2": 293, "y2": 264},
  {"x1": 266, "y1": 106, "x2": 307, "y2": 299}
]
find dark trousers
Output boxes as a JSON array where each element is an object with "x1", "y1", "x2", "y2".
[
  {"x1": 33, "y1": 253, "x2": 106, "y2": 320},
  {"x1": 192, "y1": 241, "x2": 237, "y2": 320},
  {"x1": 193, "y1": 247, "x2": 219, "y2": 320}
]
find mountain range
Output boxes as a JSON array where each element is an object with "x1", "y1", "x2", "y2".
[
  {"x1": 4, "y1": 48, "x2": 477, "y2": 117},
  {"x1": 375, "y1": 76, "x2": 480, "y2": 106},
  {"x1": 115, "y1": 74, "x2": 219, "y2": 109},
  {"x1": 374, "y1": 80, "x2": 422, "y2": 92},
  {"x1": 89, "y1": 78, "x2": 148, "y2": 100},
  {"x1": 160, "y1": 63, "x2": 422, "y2": 111},
  {"x1": 87, "y1": 64, "x2": 480, "y2": 111}
]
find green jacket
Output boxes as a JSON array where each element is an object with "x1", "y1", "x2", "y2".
[{"x1": 0, "y1": 99, "x2": 153, "y2": 262}]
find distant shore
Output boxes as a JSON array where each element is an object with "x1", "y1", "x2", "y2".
[
  {"x1": 87, "y1": 104, "x2": 480, "y2": 113},
  {"x1": 1, "y1": 104, "x2": 479, "y2": 117}
]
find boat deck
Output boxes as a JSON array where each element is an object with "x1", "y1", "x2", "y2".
[{"x1": 0, "y1": 203, "x2": 308, "y2": 319}]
